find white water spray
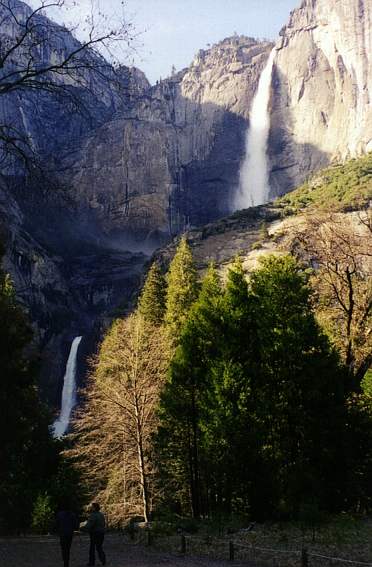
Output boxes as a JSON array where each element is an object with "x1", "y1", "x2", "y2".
[
  {"x1": 234, "y1": 48, "x2": 276, "y2": 209},
  {"x1": 53, "y1": 336, "x2": 83, "y2": 438}
]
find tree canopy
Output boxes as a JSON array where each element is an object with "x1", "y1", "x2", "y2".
[
  {"x1": 0, "y1": 247, "x2": 62, "y2": 532},
  {"x1": 67, "y1": 240, "x2": 372, "y2": 525},
  {"x1": 157, "y1": 254, "x2": 350, "y2": 519}
]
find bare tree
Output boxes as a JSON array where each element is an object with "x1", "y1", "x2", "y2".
[
  {"x1": 67, "y1": 313, "x2": 170, "y2": 526},
  {"x1": 293, "y1": 210, "x2": 372, "y2": 388},
  {"x1": 0, "y1": 0, "x2": 135, "y2": 167}
]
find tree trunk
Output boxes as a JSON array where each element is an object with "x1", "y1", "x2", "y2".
[
  {"x1": 134, "y1": 394, "x2": 150, "y2": 523},
  {"x1": 191, "y1": 388, "x2": 200, "y2": 518}
]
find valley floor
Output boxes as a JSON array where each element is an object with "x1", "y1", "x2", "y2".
[{"x1": 0, "y1": 534, "x2": 255, "y2": 567}]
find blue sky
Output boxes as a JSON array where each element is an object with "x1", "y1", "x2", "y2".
[{"x1": 30, "y1": 0, "x2": 299, "y2": 84}]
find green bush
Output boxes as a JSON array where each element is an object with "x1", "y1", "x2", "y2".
[
  {"x1": 277, "y1": 154, "x2": 372, "y2": 212},
  {"x1": 31, "y1": 493, "x2": 54, "y2": 534}
]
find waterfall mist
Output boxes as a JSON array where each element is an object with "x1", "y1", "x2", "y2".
[
  {"x1": 53, "y1": 336, "x2": 82, "y2": 438},
  {"x1": 234, "y1": 48, "x2": 275, "y2": 209}
]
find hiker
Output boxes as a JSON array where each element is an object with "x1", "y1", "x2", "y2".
[
  {"x1": 82, "y1": 502, "x2": 106, "y2": 566},
  {"x1": 56, "y1": 505, "x2": 78, "y2": 567}
]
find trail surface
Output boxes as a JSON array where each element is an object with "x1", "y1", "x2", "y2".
[{"x1": 0, "y1": 534, "x2": 257, "y2": 566}]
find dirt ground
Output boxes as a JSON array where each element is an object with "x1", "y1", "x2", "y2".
[{"x1": 0, "y1": 534, "x2": 255, "y2": 567}]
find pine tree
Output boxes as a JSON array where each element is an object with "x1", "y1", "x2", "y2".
[
  {"x1": 248, "y1": 255, "x2": 348, "y2": 517},
  {"x1": 138, "y1": 262, "x2": 166, "y2": 325},
  {"x1": 164, "y1": 237, "x2": 198, "y2": 341},
  {"x1": 157, "y1": 265, "x2": 223, "y2": 517},
  {"x1": 201, "y1": 258, "x2": 259, "y2": 515},
  {"x1": 157, "y1": 255, "x2": 351, "y2": 519},
  {"x1": 0, "y1": 250, "x2": 57, "y2": 532}
]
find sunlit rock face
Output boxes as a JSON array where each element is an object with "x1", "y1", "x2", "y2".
[
  {"x1": 65, "y1": 37, "x2": 273, "y2": 241},
  {"x1": 269, "y1": 0, "x2": 372, "y2": 196},
  {"x1": 1, "y1": 0, "x2": 371, "y2": 402}
]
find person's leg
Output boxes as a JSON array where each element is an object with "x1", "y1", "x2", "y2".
[
  {"x1": 60, "y1": 536, "x2": 67, "y2": 567},
  {"x1": 60, "y1": 536, "x2": 72, "y2": 567},
  {"x1": 95, "y1": 533, "x2": 106, "y2": 565},
  {"x1": 66, "y1": 535, "x2": 72, "y2": 567},
  {"x1": 89, "y1": 533, "x2": 96, "y2": 566}
]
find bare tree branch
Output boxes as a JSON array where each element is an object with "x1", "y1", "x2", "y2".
[
  {"x1": 0, "y1": 0, "x2": 135, "y2": 170},
  {"x1": 290, "y1": 211, "x2": 372, "y2": 386},
  {"x1": 66, "y1": 314, "x2": 170, "y2": 527}
]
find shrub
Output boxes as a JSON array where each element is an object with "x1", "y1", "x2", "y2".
[{"x1": 31, "y1": 493, "x2": 54, "y2": 534}]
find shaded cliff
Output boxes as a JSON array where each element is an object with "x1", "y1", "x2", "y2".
[
  {"x1": 0, "y1": 0, "x2": 150, "y2": 170},
  {"x1": 0, "y1": 0, "x2": 152, "y2": 403},
  {"x1": 1, "y1": 0, "x2": 371, "y2": 405},
  {"x1": 63, "y1": 37, "x2": 273, "y2": 241}
]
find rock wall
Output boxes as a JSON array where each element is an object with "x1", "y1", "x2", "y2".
[
  {"x1": 65, "y1": 37, "x2": 273, "y2": 241},
  {"x1": 64, "y1": 0, "x2": 372, "y2": 231},
  {"x1": 0, "y1": 0, "x2": 149, "y2": 171},
  {"x1": 0, "y1": 178, "x2": 148, "y2": 404},
  {"x1": 2, "y1": 0, "x2": 371, "y2": 403},
  {"x1": 0, "y1": 1, "x2": 152, "y2": 402},
  {"x1": 269, "y1": 0, "x2": 372, "y2": 195}
]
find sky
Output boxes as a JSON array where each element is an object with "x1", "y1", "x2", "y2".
[{"x1": 29, "y1": 0, "x2": 299, "y2": 84}]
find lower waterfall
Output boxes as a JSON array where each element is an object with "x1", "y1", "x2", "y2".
[
  {"x1": 234, "y1": 48, "x2": 276, "y2": 209},
  {"x1": 53, "y1": 336, "x2": 83, "y2": 438}
]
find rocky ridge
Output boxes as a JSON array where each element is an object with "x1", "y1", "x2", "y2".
[
  {"x1": 63, "y1": 36, "x2": 273, "y2": 241},
  {"x1": 1, "y1": 0, "x2": 371, "y2": 403},
  {"x1": 154, "y1": 150, "x2": 372, "y2": 279},
  {"x1": 269, "y1": 0, "x2": 372, "y2": 195}
]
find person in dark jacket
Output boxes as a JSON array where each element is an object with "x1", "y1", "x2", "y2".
[
  {"x1": 56, "y1": 506, "x2": 78, "y2": 567},
  {"x1": 82, "y1": 502, "x2": 106, "y2": 566}
]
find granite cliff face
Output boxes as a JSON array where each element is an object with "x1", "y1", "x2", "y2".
[
  {"x1": 1, "y1": 3, "x2": 273, "y2": 403},
  {"x1": 0, "y1": 0, "x2": 149, "y2": 172},
  {"x1": 66, "y1": 0, "x2": 372, "y2": 233},
  {"x1": 0, "y1": 177, "x2": 148, "y2": 403},
  {"x1": 269, "y1": 0, "x2": 372, "y2": 195},
  {"x1": 0, "y1": 0, "x2": 150, "y2": 403},
  {"x1": 1, "y1": 0, "x2": 371, "y2": 404},
  {"x1": 64, "y1": 37, "x2": 273, "y2": 241}
]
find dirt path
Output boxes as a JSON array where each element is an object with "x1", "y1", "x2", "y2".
[{"x1": 0, "y1": 534, "x2": 257, "y2": 567}]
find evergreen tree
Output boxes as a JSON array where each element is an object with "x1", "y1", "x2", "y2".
[
  {"x1": 248, "y1": 255, "x2": 348, "y2": 517},
  {"x1": 157, "y1": 254, "x2": 351, "y2": 519},
  {"x1": 200, "y1": 258, "x2": 260, "y2": 515},
  {"x1": 164, "y1": 237, "x2": 198, "y2": 341},
  {"x1": 138, "y1": 262, "x2": 166, "y2": 325},
  {"x1": 157, "y1": 265, "x2": 223, "y2": 517},
  {"x1": 0, "y1": 249, "x2": 57, "y2": 532}
]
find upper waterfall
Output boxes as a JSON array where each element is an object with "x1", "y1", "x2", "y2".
[
  {"x1": 53, "y1": 336, "x2": 83, "y2": 438},
  {"x1": 234, "y1": 48, "x2": 275, "y2": 209}
]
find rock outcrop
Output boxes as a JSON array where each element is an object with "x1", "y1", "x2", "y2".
[
  {"x1": 1, "y1": 0, "x2": 371, "y2": 404},
  {"x1": 154, "y1": 153, "x2": 372, "y2": 284},
  {"x1": 64, "y1": 37, "x2": 273, "y2": 241},
  {"x1": 0, "y1": 0, "x2": 148, "y2": 172},
  {"x1": 269, "y1": 0, "x2": 372, "y2": 195},
  {"x1": 0, "y1": 0, "x2": 152, "y2": 402}
]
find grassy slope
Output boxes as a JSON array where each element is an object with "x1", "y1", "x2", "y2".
[{"x1": 277, "y1": 153, "x2": 372, "y2": 213}]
